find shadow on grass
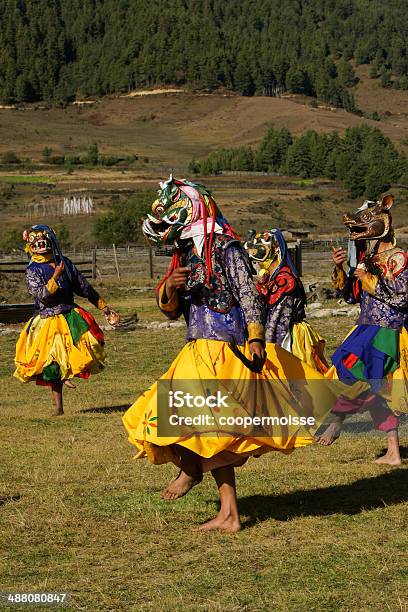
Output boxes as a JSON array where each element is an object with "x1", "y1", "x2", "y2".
[
  {"x1": 239, "y1": 469, "x2": 408, "y2": 525},
  {"x1": 0, "y1": 494, "x2": 21, "y2": 507},
  {"x1": 316, "y1": 414, "x2": 408, "y2": 436},
  {"x1": 376, "y1": 445, "x2": 408, "y2": 459},
  {"x1": 80, "y1": 404, "x2": 131, "y2": 414}
]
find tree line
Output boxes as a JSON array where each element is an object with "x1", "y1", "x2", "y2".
[
  {"x1": 190, "y1": 124, "x2": 408, "y2": 199},
  {"x1": 0, "y1": 0, "x2": 407, "y2": 110}
]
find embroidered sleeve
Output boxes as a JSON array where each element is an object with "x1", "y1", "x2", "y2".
[
  {"x1": 274, "y1": 295, "x2": 294, "y2": 343},
  {"x1": 157, "y1": 283, "x2": 182, "y2": 320},
  {"x1": 372, "y1": 267, "x2": 408, "y2": 310},
  {"x1": 25, "y1": 267, "x2": 56, "y2": 304},
  {"x1": 225, "y1": 245, "x2": 265, "y2": 341},
  {"x1": 69, "y1": 259, "x2": 103, "y2": 308},
  {"x1": 332, "y1": 266, "x2": 361, "y2": 304}
]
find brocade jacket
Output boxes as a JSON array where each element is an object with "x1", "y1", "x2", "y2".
[
  {"x1": 333, "y1": 246, "x2": 408, "y2": 330},
  {"x1": 157, "y1": 235, "x2": 264, "y2": 345},
  {"x1": 25, "y1": 259, "x2": 105, "y2": 318},
  {"x1": 256, "y1": 265, "x2": 306, "y2": 345}
]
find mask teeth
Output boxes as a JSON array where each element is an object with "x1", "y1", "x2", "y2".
[{"x1": 147, "y1": 213, "x2": 162, "y2": 224}]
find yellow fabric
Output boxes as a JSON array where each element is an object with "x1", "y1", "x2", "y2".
[
  {"x1": 247, "y1": 322, "x2": 265, "y2": 342},
  {"x1": 122, "y1": 338, "x2": 343, "y2": 467},
  {"x1": 361, "y1": 272, "x2": 378, "y2": 295},
  {"x1": 97, "y1": 297, "x2": 107, "y2": 310},
  {"x1": 332, "y1": 266, "x2": 346, "y2": 290},
  {"x1": 389, "y1": 327, "x2": 408, "y2": 414},
  {"x1": 30, "y1": 253, "x2": 54, "y2": 263},
  {"x1": 158, "y1": 283, "x2": 179, "y2": 313},
  {"x1": 287, "y1": 321, "x2": 328, "y2": 373},
  {"x1": 14, "y1": 309, "x2": 105, "y2": 383},
  {"x1": 46, "y1": 277, "x2": 59, "y2": 294}
]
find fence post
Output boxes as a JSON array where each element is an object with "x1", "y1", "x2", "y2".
[
  {"x1": 296, "y1": 240, "x2": 302, "y2": 276},
  {"x1": 148, "y1": 246, "x2": 154, "y2": 279},
  {"x1": 92, "y1": 248, "x2": 97, "y2": 280},
  {"x1": 112, "y1": 244, "x2": 121, "y2": 280}
]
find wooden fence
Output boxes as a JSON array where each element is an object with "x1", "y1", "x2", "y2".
[
  {"x1": 0, "y1": 253, "x2": 96, "y2": 279},
  {"x1": 0, "y1": 241, "x2": 305, "y2": 282}
]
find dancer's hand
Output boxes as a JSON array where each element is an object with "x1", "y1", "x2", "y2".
[
  {"x1": 166, "y1": 266, "x2": 190, "y2": 291},
  {"x1": 354, "y1": 267, "x2": 366, "y2": 281},
  {"x1": 103, "y1": 306, "x2": 120, "y2": 326},
  {"x1": 249, "y1": 341, "x2": 266, "y2": 361},
  {"x1": 53, "y1": 261, "x2": 65, "y2": 280},
  {"x1": 331, "y1": 247, "x2": 347, "y2": 268}
]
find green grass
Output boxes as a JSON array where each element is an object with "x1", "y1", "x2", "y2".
[
  {"x1": 0, "y1": 174, "x2": 52, "y2": 184},
  {"x1": 0, "y1": 296, "x2": 407, "y2": 611},
  {"x1": 291, "y1": 178, "x2": 315, "y2": 186}
]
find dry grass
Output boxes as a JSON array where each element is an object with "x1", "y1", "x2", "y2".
[
  {"x1": 1, "y1": 89, "x2": 408, "y2": 166},
  {"x1": 2, "y1": 172, "x2": 408, "y2": 255},
  {"x1": 0, "y1": 289, "x2": 407, "y2": 611}
]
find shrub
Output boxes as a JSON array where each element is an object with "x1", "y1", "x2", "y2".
[
  {"x1": 1, "y1": 151, "x2": 21, "y2": 164},
  {"x1": 94, "y1": 190, "x2": 154, "y2": 245}
]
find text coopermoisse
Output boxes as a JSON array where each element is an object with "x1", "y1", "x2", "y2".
[{"x1": 168, "y1": 414, "x2": 316, "y2": 427}]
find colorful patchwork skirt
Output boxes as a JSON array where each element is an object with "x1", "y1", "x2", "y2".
[
  {"x1": 14, "y1": 307, "x2": 106, "y2": 385},
  {"x1": 326, "y1": 324, "x2": 408, "y2": 414},
  {"x1": 123, "y1": 338, "x2": 340, "y2": 470}
]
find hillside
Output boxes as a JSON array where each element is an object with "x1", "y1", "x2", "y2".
[
  {"x1": 1, "y1": 0, "x2": 408, "y2": 111},
  {"x1": 2, "y1": 89, "x2": 408, "y2": 169}
]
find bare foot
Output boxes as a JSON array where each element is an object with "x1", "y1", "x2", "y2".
[
  {"x1": 193, "y1": 512, "x2": 241, "y2": 533},
  {"x1": 373, "y1": 453, "x2": 401, "y2": 466},
  {"x1": 63, "y1": 379, "x2": 76, "y2": 389},
  {"x1": 160, "y1": 470, "x2": 202, "y2": 500},
  {"x1": 315, "y1": 421, "x2": 342, "y2": 446}
]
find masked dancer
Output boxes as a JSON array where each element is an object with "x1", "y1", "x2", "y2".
[
  {"x1": 123, "y1": 177, "x2": 338, "y2": 532},
  {"x1": 14, "y1": 225, "x2": 118, "y2": 415},
  {"x1": 245, "y1": 228, "x2": 328, "y2": 373},
  {"x1": 316, "y1": 196, "x2": 408, "y2": 465}
]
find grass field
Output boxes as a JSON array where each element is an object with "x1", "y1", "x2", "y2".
[
  {"x1": 0, "y1": 176, "x2": 52, "y2": 185},
  {"x1": 0, "y1": 288, "x2": 407, "y2": 611}
]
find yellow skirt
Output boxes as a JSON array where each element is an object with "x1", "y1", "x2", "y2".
[
  {"x1": 277, "y1": 321, "x2": 328, "y2": 373},
  {"x1": 14, "y1": 308, "x2": 106, "y2": 384},
  {"x1": 123, "y1": 338, "x2": 340, "y2": 468}
]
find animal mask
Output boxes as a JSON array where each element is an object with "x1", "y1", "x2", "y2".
[
  {"x1": 245, "y1": 229, "x2": 280, "y2": 268},
  {"x1": 23, "y1": 227, "x2": 53, "y2": 255},
  {"x1": 142, "y1": 175, "x2": 238, "y2": 248},
  {"x1": 343, "y1": 194, "x2": 394, "y2": 241}
]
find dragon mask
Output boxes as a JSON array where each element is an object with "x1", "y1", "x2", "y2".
[
  {"x1": 142, "y1": 175, "x2": 238, "y2": 251},
  {"x1": 343, "y1": 194, "x2": 394, "y2": 241},
  {"x1": 146, "y1": 176, "x2": 239, "y2": 291}
]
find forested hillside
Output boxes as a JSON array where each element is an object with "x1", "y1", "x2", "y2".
[
  {"x1": 192, "y1": 124, "x2": 408, "y2": 198},
  {"x1": 1, "y1": 0, "x2": 408, "y2": 108}
]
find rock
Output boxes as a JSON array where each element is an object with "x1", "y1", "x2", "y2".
[
  {"x1": 307, "y1": 305, "x2": 359, "y2": 318},
  {"x1": 307, "y1": 302, "x2": 323, "y2": 311},
  {"x1": 305, "y1": 282, "x2": 337, "y2": 302}
]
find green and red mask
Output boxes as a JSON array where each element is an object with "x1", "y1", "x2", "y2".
[{"x1": 142, "y1": 175, "x2": 238, "y2": 248}]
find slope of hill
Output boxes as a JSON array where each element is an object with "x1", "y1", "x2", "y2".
[
  {"x1": 1, "y1": 0, "x2": 408, "y2": 110},
  {"x1": 1, "y1": 90, "x2": 408, "y2": 169}
]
